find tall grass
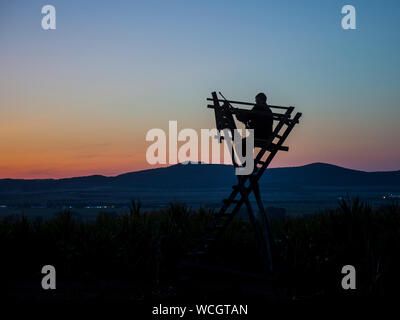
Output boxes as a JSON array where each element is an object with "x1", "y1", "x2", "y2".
[
  {"x1": 0, "y1": 199, "x2": 399, "y2": 299},
  {"x1": 273, "y1": 199, "x2": 400, "y2": 297}
]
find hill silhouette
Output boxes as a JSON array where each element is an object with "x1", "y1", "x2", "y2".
[{"x1": 0, "y1": 163, "x2": 399, "y2": 193}]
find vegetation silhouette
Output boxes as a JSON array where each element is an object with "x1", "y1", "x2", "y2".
[{"x1": 0, "y1": 199, "x2": 399, "y2": 301}]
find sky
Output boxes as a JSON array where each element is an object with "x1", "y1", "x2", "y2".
[{"x1": 0, "y1": 0, "x2": 399, "y2": 179}]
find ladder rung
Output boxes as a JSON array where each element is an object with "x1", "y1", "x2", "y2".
[
  {"x1": 254, "y1": 139, "x2": 289, "y2": 152},
  {"x1": 267, "y1": 144, "x2": 289, "y2": 152},
  {"x1": 277, "y1": 145, "x2": 289, "y2": 152}
]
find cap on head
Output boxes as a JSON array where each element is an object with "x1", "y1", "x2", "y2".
[{"x1": 255, "y1": 92, "x2": 267, "y2": 104}]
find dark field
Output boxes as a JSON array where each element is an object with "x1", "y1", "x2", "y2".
[
  {"x1": 0, "y1": 186, "x2": 397, "y2": 220},
  {"x1": 1, "y1": 199, "x2": 399, "y2": 303}
]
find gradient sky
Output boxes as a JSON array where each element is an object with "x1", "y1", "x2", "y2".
[{"x1": 1, "y1": 0, "x2": 399, "y2": 178}]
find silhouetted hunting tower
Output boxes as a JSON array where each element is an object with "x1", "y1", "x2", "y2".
[{"x1": 181, "y1": 91, "x2": 302, "y2": 294}]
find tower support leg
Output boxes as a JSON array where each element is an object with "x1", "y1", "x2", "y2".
[
  {"x1": 238, "y1": 177, "x2": 273, "y2": 272},
  {"x1": 252, "y1": 180, "x2": 274, "y2": 272}
]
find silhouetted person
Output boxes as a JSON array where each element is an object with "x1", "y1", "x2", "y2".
[{"x1": 236, "y1": 92, "x2": 273, "y2": 147}]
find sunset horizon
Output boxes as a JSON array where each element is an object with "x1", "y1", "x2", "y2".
[{"x1": 1, "y1": 1, "x2": 399, "y2": 179}]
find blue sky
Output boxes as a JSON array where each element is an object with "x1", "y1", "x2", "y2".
[{"x1": 0, "y1": 0, "x2": 399, "y2": 178}]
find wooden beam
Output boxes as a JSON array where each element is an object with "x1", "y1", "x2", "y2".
[{"x1": 207, "y1": 97, "x2": 292, "y2": 110}]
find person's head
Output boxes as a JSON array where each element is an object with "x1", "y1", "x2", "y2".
[{"x1": 255, "y1": 92, "x2": 267, "y2": 104}]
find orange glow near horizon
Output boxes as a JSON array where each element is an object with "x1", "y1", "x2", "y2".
[
  {"x1": 1, "y1": 95, "x2": 399, "y2": 179},
  {"x1": 1, "y1": 123, "x2": 399, "y2": 179}
]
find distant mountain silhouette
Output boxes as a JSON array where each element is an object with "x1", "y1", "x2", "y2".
[
  {"x1": 262, "y1": 162, "x2": 400, "y2": 187},
  {"x1": 0, "y1": 163, "x2": 399, "y2": 193}
]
